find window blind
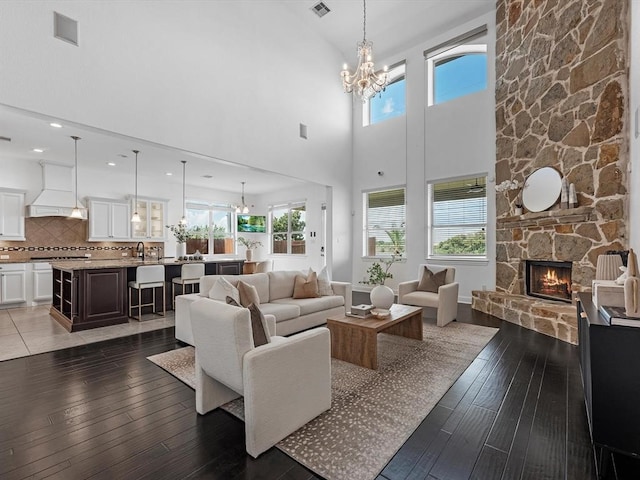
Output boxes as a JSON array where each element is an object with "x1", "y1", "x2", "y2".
[
  {"x1": 364, "y1": 188, "x2": 406, "y2": 256},
  {"x1": 430, "y1": 176, "x2": 487, "y2": 256}
]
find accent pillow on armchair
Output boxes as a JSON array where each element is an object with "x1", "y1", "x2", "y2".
[{"x1": 398, "y1": 264, "x2": 459, "y2": 327}]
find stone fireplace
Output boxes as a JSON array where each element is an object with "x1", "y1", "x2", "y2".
[
  {"x1": 472, "y1": 0, "x2": 630, "y2": 345},
  {"x1": 525, "y1": 260, "x2": 572, "y2": 303}
]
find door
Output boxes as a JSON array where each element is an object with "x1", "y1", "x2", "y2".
[
  {"x1": 111, "y1": 202, "x2": 131, "y2": 239},
  {"x1": 33, "y1": 266, "x2": 53, "y2": 301},
  {"x1": 0, "y1": 270, "x2": 26, "y2": 304},
  {"x1": 0, "y1": 192, "x2": 25, "y2": 240},
  {"x1": 89, "y1": 200, "x2": 112, "y2": 239}
]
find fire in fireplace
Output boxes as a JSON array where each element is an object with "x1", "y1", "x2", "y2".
[{"x1": 525, "y1": 260, "x2": 573, "y2": 303}]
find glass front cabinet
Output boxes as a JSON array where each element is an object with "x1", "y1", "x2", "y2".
[{"x1": 130, "y1": 197, "x2": 168, "y2": 241}]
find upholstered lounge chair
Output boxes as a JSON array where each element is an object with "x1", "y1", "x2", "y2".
[
  {"x1": 190, "y1": 298, "x2": 331, "y2": 457},
  {"x1": 398, "y1": 264, "x2": 459, "y2": 327}
]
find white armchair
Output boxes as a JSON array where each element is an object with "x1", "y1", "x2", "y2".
[
  {"x1": 398, "y1": 264, "x2": 459, "y2": 327},
  {"x1": 190, "y1": 298, "x2": 331, "y2": 458}
]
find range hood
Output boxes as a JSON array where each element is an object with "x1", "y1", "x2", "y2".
[{"x1": 26, "y1": 161, "x2": 86, "y2": 218}]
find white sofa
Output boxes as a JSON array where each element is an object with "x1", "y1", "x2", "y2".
[{"x1": 176, "y1": 270, "x2": 352, "y2": 344}]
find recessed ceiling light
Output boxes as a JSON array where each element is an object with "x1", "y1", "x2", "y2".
[
  {"x1": 32, "y1": 148, "x2": 44, "y2": 153},
  {"x1": 106, "y1": 162, "x2": 116, "y2": 166},
  {"x1": 49, "y1": 122, "x2": 63, "y2": 128},
  {"x1": 165, "y1": 172, "x2": 173, "y2": 176}
]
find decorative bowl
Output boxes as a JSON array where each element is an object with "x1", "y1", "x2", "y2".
[{"x1": 371, "y1": 308, "x2": 390, "y2": 318}]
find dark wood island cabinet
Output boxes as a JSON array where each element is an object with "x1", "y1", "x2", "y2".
[
  {"x1": 577, "y1": 293, "x2": 640, "y2": 475},
  {"x1": 50, "y1": 258, "x2": 243, "y2": 332},
  {"x1": 52, "y1": 266, "x2": 128, "y2": 331}
]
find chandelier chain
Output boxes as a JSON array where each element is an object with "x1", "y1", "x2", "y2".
[{"x1": 362, "y1": 0, "x2": 366, "y2": 41}]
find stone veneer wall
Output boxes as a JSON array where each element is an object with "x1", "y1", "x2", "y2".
[
  {"x1": 472, "y1": 0, "x2": 629, "y2": 344},
  {"x1": 494, "y1": 0, "x2": 629, "y2": 295}
]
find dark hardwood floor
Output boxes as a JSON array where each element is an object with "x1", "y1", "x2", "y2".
[{"x1": 1, "y1": 302, "x2": 638, "y2": 479}]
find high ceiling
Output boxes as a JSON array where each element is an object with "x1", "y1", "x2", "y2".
[
  {"x1": 0, "y1": 1, "x2": 494, "y2": 194},
  {"x1": 283, "y1": 0, "x2": 495, "y2": 60}
]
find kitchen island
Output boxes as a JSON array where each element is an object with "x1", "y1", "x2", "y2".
[{"x1": 50, "y1": 257, "x2": 244, "y2": 332}]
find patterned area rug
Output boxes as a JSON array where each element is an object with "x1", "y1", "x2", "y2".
[{"x1": 148, "y1": 321, "x2": 498, "y2": 480}]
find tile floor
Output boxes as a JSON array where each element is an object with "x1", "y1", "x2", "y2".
[{"x1": 0, "y1": 304, "x2": 175, "y2": 361}]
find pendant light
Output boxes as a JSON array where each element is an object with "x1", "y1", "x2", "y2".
[
  {"x1": 236, "y1": 181, "x2": 249, "y2": 214},
  {"x1": 131, "y1": 150, "x2": 141, "y2": 223},
  {"x1": 179, "y1": 160, "x2": 187, "y2": 225},
  {"x1": 69, "y1": 135, "x2": 83, "y2": 219}
]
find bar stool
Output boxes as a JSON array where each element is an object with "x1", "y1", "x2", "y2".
[
  {"x1": 171, "y1": 263, "x2": 205, "y2": 309},
  {"x1": 128, "y1": 265, "x2": 166, "y2": 320}
]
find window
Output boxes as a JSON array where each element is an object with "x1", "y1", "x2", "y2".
[
  {"x1": 428, "y1": 175, "x2": 487, "y2": 258},
  {"x1": 363, "y1": 187, "x2": 406, "y2": 257},
  {"x1": 270, "y1": 202, "x2": 306, "y2": 255},
  {"x1": 185, "y1": 203, "x2": 236, "y2": 255},
  {"x1": 425, "y1": 25, "x2": 488, "y2": 106},
  {"x1": 364, "y1": 62, "x2": 406, "y2": 126}
]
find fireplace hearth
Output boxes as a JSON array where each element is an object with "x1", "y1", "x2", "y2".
[{"x1": 525, "y1": 260, "x2": 572, "y2": 303}]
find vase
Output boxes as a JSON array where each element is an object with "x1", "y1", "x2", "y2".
[
  {"x1": 245, "y1": 249, "x2": 253, "y2": 261},
  {"x1": 370, "y1": 285, "x2": 394, "y2": 309},
  {"x1": 176, "y1": 242, "x2": 186, "y2": 259}
]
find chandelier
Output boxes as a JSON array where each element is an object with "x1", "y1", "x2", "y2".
[
  {"x1": 340, "y1": 0, "x2": 388, "y2": 102},
  {"x1": 236, "y1": 181, "x2": 249, "y2": 214}
]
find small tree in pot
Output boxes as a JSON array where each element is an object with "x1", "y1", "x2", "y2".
[{"x1": 237, "y1": 236, "x2": 263, "y2": 261}]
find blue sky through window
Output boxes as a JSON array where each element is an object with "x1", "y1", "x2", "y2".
[
  {"x1": 434, "y1": 53, "x2": 487, "y2": 104},
  {"x1": 370, "y1": 78, "x2": 406, "y2": 125}
]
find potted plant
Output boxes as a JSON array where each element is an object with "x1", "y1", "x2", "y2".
[
  {"x1": 361, "y1": 254, "x2": 400, "y2": 309},
  {"x1": 237, "y1": 236, "x2": 263, "y2": 261},
  {"x1": 166, "y1": 224, "x2": 190, "y2": 258}
]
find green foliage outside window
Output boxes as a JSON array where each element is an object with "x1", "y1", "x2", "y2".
[{"x1": 433, "y1": 230, "x2": 486, "y2": 255}]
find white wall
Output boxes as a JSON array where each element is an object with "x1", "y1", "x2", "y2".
[
  {"x1": 351, "y1": 12, "x2": 496, "y2": 303},
  {"x1": 0, "y1": 1, "x2": 353, "y2": 280}
]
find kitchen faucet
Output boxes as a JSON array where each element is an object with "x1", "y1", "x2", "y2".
[{"x1": 136, "y1": 241, "x2": 145, "y2": 261}]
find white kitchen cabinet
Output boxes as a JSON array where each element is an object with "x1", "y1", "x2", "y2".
[
  {"x1": 0, "y1": 263, "x2": 27, "y2": 305},
  {"x1": 32, "y1": 262, "x2": 53, "y2": 301},
  {"x1": 131, "y1": 197, "x2": 168, "y2": 241},
  {"x1": 87, "y1": 198, "x2": 131, "y2": 241},
  {"x1": 0, "y1": 189, "x2": 26, "y2": 241}
]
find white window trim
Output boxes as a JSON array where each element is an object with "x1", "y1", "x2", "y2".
[
  {"x1": 268, "y1": 200, "x2": 307, "y2": 256},
  {"x1": 185, "y1": 201, "x2": 237, "y2": 256},
  {"x1": 362, "y1": 185, "x2": 406, "y2": 259},
  {"x1": 426, "y1": 44, "x2": 487, "y2": 107},
  {"x1": 362, "y1": 62, "x2": 407, "y2": 127},
  {"x1": 426, "y1": 174, "x2": 487, "y2": 261}
]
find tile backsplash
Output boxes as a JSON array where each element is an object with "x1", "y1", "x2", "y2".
[{"x1": 0, "y1": 217, "x2": 162, "y2": 261}]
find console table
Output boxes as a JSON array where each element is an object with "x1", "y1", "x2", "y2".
[{"x1": 577, "y1": 293, "x2": 640, "y2": 475}]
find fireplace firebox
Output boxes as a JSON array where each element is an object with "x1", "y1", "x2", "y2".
[{"x1": 525, "y1": 260, "x2": 573, "y2": 303}]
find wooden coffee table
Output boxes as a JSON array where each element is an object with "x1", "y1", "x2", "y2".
[{"x1": 326, "y1": 304, "x2": 423, "y2": 369}]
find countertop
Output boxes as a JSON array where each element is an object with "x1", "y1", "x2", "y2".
[{"x1": 48, "y1": 257, "x2": 244, "y2": 271}]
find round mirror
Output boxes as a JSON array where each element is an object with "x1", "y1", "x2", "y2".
[{"x1": 522, "y1": 167, "x2": 562, "y2": 212}]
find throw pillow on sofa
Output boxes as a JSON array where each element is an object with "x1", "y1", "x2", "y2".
[
  {"x1": 313, "y1": 266, "x2": 334, "y2": 296},
  {"x1": 417, "y1": 267, "x2": 448, "y2": 293},
  {"x1": 238, "y1": 281, "x2": 261, "y2": 307},
  {"x1": 293, "y1": 270, "x2": 320, "y2": 299},
  {"x1": 209, "y1": 277, "x2": 240, "y2": 304}
]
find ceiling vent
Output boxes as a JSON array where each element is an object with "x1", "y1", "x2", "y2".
[
  {"x1": 202, "y1": 174, "x2": 213, "y2": 179},
  {"x1": 311, "y1": 2, "x2": 331, "y2": 18},
  {"x1": 53, "y1": 12, "x2": 78, "y2": 46},
  {"x1": 0, "y1": 136, "x2": 11, "y2": 142}
]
